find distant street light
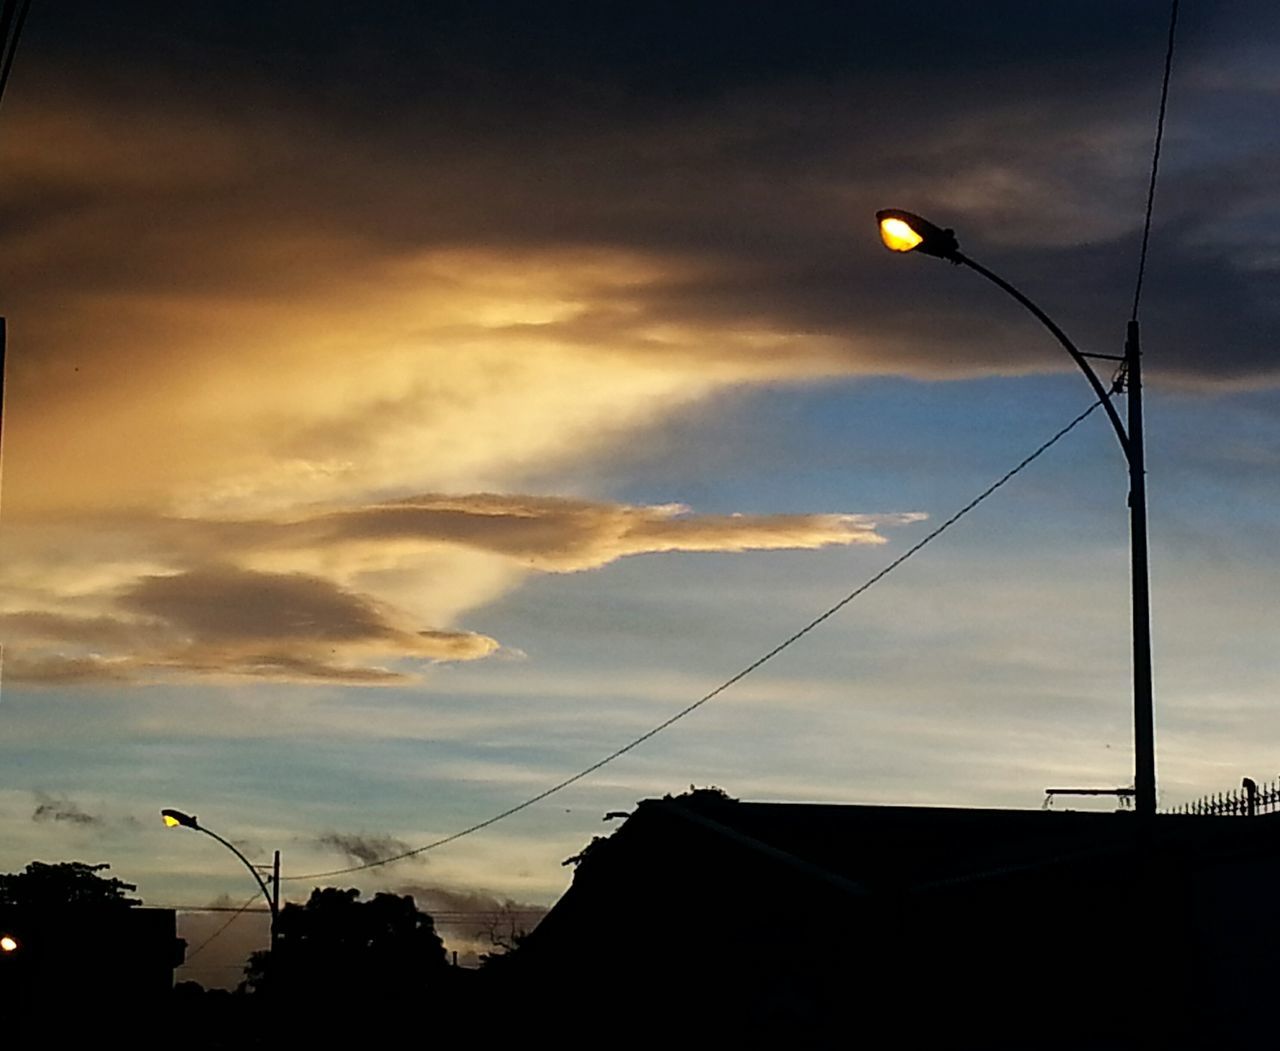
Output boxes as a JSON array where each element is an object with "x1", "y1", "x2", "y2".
[
  {"x1": 161, "y1": 808, "x2": 281, "y2": 952},
  {"x1": 875, "y1": 208, "x2": 1156, "y2": 817},
  {"x1": 1, "y1": 934, "x2": 18, "y2": 952}
]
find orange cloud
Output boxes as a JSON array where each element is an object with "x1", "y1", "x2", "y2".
[
  {"x1": 1, "y1": 496, "x2": 921, "y2": 686},
  {"x1": 2, "y1": 565, "x2": 499, "y2": 686}
]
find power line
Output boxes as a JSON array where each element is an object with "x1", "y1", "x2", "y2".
[
  {"x1": 1130, "y1": 0, "x2": 1180, "y2": 322},
  {"x1": 163, "y1": 903, "x2": 546, "y2": 919},
  {"x1": 284, "y1": 398, "x2": 1108, "y2": 882},
  {"x1": 163, "y1": 904, "x2": 272, "y2": 915},
  {"x1": 180, "y1": 892, "x2": 260, "y2": 965},
  {"x1": 0, "y1": 0, "x2": 31, "y2": 114}
]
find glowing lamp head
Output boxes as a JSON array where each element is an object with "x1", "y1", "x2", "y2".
[
  {"x1": 875, "y1": 209, "x2": 960, "y2": 261},
  {"x1": 879, "y1": 216, "x2": 924, "y2": 252},
  {"x1": 161, "y1": 808, "x2": 198, "y2": 830},
  {"x1": 1, "y1": 935, "x2": 18, "y2": 952}
]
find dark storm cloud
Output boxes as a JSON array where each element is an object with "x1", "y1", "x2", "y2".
[
  {"x1": 5, "y1": 2, "x2": 1276, "y2": 386},
  {"x1": 25, "y1": 2, "x2": 1220, "y2": 119}
]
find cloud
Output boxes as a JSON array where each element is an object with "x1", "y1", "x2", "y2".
[
  {"x1": 31, "y1": 792, "x2": 103, "y2": 827},
  {"x1": 200, "y1": 493, "x2": 918, "y2": 571},
  {"x1": 3, "y1": 3, "x2": 1276, "y2": 529},
  {"x1": 315, "y1": 832, "x2": 415, "y2": 868},
  {"x1": 1, "y1": 495, "x2": 917, "y2": 686},
  {"x1": 119, "y1": 566, "x2": 485, "y2": 656},
  {"x1": 3, "y1": 653, "x2": 136, "y2": 685},
  {"x1": 3, "y1": 3, "x2": 1270, "y2": 699},
  {"x1": 2, "y1": 567, "x2": 499, "y2": 686},
  {"x1": 1, "y1": 6, "x2": 1275, "y2": 594}
]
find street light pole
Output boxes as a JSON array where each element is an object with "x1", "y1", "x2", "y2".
[
  {"x1": 1125, "y1": 320, "x2": 1155, "y2": 818},
  {"x1": 161, "y1": 808, "x2": 280, "y2": 953},
  {"x1": 876, "y1": 210, "x2": 1156, "y2": 816}
]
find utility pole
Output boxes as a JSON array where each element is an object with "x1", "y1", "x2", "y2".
[
  {"x1": 1127, "y1": 320, "x2": 1156, "y2": 817},
  {"x1": 270, "y1": 850, "x2": 281, "y2": 955}
]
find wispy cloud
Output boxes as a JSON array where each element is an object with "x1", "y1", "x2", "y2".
[
  {"x1": 315, "y1": 832, "x2": 416, "y2": 868},
  {"x1": 31, "y1": 792, "x2": 103, "y2": 827},
  {"x1": 2, "y1": 496, "x2": 919, "y2": 685},
  {"x1": 183, "y1": 494, "x2": 918, "y2": 570}
]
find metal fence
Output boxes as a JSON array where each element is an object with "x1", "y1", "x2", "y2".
[{"x1": 1167, "y1": 777, "x2": 1280, "y2": 817}]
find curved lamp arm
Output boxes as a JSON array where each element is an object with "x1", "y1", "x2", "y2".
[
  {"x1": 954, "y1": 251, "x2": 1132, "y2": 463},
  {"x1": 162, "y1": 808, "x2": 277, "y2": 922},
  {"x1": 196, "y1": 824, "x2": 276, "y2": 919}
]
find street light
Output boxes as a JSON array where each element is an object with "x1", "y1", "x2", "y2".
[
  {"x1": 161, "y1": 808, "x2": 281, "y2": 952},
  {"x1": 875, "y1": 208, "x2": 1156, "y2": 817}
]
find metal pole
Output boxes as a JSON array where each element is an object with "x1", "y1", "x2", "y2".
[
  {"x1": 1, "y1": 317, "x2": 7, "y2": 480},
  {"x1": 949, "y1": 258, "x2": 1157, "y2": 816},
  {"x1": 1127, "y1": 320, "x2": 1156, "y2": 816},
  {"x1": 955, "y1": 254, "x2": 1130, "y2": 455},
  {"x1": 195, "y1": 823, "x2": 278, "y2": 922},
  {"x1": 270, "y1": 850, "x2": 281, "y2": 955}
]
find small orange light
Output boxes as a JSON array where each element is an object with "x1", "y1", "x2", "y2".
[
  {"x1": 1, "y1": 935, "x2": 18, "y2": 952},
  {"x1": 162, "y1": 814, "x2": 181, "y2": 828}
]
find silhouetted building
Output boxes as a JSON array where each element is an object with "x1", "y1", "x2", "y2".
[
  {"x1": 506, "y1": 791, "x2": 1280, "y2": 1049},
  {"x1": 0, "y1": 906, "x2": 184, "y2": 1040}
]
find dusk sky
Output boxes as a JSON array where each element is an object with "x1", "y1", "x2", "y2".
[{"x1": 3, "y1": 2, "x2": 1279, "y2": 984}]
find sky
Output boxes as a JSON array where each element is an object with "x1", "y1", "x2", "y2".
[{"x1": 2, "y1": 1, "x2": 1279, "y2": 985}]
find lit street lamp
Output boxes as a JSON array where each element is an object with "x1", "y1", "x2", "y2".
[
  {"x1": 876, "y1": 209, "x2": 1155, "y2": 817},
  {"x1": 161, "y1": 808, "x2": 281, "y2": 952}
]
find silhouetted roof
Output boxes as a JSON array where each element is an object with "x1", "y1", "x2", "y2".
[
  {"x1": 508, "y1": 794, "x2": 1280, "y2": 1048},
  {"x1": 526, "y1": 791, "x2": 1280, "y2": 954}
]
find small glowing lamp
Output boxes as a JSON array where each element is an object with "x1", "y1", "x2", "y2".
[
  {"x1": 875, "y1": 209, "x2": 960, "y2": 260},
  {"x1": 879, "y1": 216, "x2": 924, "y2": 252},
  {"x1": 1, "y1": 935, "x2": 18, "y2": 952},
  {"x1": 161, "y1": 808, "x2": 198, "y2": 830}
]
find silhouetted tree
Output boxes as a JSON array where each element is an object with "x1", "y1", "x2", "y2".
[
  {"x1": 477, "y1": 906, "x2": 531, "y2": 970},
  {"x1": 0, "y1": 861, "x2": 140, "y2": 909},
  {"x1": 242, "y1": 887, "x2": 447, "y2": 1002}
]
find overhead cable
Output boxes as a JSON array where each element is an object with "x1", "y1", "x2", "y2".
[
  {"x1": 0, "y1": 0, "x2": 31, "y2": 113},
  {"x1": 1130, "y1": 0, "x2": 1180, "y2": 322},
  {"x1": 179, "y1": 892, "x2": 261, "y2": 965}
]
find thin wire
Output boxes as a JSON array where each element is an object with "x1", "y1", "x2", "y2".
[
  {"x1": 179, "y1": 892, "x2": 260, "y2": 965},
  {"x1": 0, "y1": 0, "x2": 31, "y2": 113},
  {"x1": 1130, "y1": 0, "x2": 1180, "y2": 322},
  {"x1": 285, "y1": 398, "x2": 1108, "y2": 882},
  {"x1": 159, "y1": 904, "x2": 271, "y2": 914},
  {"x1": 159, "y1": 903, "x2": 546, "y2": 919}
]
